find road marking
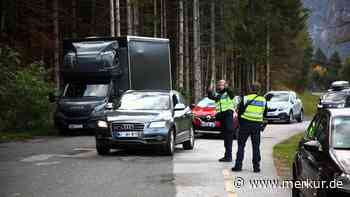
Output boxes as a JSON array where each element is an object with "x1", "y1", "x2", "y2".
[
  {"x1": 20, "y1": 148, "x2": 97, "y2": 163},
  {"x1": 222, "y1": 169, "x2": 237, "y2": 197},
  {"x1": 35, "y1": 161, "x2": 61, "y2": 166}
]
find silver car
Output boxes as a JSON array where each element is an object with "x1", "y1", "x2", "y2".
[{"x1": 264, "y1": 91, "x2": 304, "y2": 123}]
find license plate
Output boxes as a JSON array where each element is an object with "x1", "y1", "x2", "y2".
[
  {"x1": 201, "y1": 122, "x2": 215, "y2": 128},
  {"x1": 68, "y1": 124, "x2": 83, "y2": 129},
  {"x1": 113, "y1": 131, "x2": 139, "y2": 138}
]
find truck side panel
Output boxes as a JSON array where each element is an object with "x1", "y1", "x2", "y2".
[{"x1": 128, "y1": 39, "x2": 172, "y2": 90}]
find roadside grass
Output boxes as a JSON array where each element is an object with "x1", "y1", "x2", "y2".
[
  {"x1": 298, "y1": 91, "x2": 319, "y2": 117},
  {"x1": 273, "y1": 132, "x2": 304, "y2": 178},
  {"x1": 0, "y1": 126, "x2": 58, "y2": 143}
]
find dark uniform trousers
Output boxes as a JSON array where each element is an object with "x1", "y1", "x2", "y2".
[
  {"x1": 235, "y1": 119, "x2": 262, "y2": 168},
  {"x1": 220, "y1": 110, "x2": 235, "y2": 159}
]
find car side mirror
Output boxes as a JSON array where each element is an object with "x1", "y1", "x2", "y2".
[
  {"x1": 105, "y1": 102, "x2": 114, "y2": 110},
  {"x1": 174, "y1": 103, "x2": 186, "y2": 111},
  {"x1": 304, "y1": 140, "x2": 322, "y2": 152},
  {"x1": 48, "y1": 92, "x2": 57, "y2": 103}
]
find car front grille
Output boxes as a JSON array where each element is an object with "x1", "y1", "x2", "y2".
[
  {"x1": 111, "y1": 123, "x2": 145, "y2": 132},
  {"x1": 268, "y1": 108, "x2": 277, "y2": 112},
  {"x1": 199, "y1": 115, "x2": 215, "y2": 122}
]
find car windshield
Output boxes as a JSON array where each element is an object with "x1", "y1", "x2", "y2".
[
  {"x1": 119, "y1": 92, "x2": 170, "y2": 110},
  {"x1": 333, "y1": 116, "x2": 350, "y2": 149},
  {"x1": 197, "y1": 97, "x2": 216, "y2": 108},
  {"x1": 265, "y1": 93, "x2": 290, "y2": 102},
  {"x1": 63, "y1": 83, "x2": 109, "y2": 98},
  {"x1": 323, "y1": 93, "x2": 346, "y2": 102}
]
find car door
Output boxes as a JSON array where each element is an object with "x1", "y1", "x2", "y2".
[
  {"x1": 173, "y1": 93, "x2": 187, "y2": 143},
  {"x1": 299, "y1": 112, "x2": 329, "y2": 196},
  {"x1": 178, "y1": 93, "x2": 193, "y2": 141},
  {"x1": 290, "y1": 93, "x2": 299, "y2": 115},
  {"x1": 298, "y1": 114, "x2": 321, "y2": 196}
]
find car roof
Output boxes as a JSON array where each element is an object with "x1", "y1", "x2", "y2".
[
  {"x1": 266, "y1": 91, "x2": 294, "y2": 94},
  {"x1": 327, "y1": 108, "x2": 350, "y2": 117}
]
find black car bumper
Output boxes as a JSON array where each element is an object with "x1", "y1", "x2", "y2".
[
  {"x1": 95, "y1": 127, "x2": 169, "y2": 148},
  {"x1": 54, "y1": 112, "x2": 97, "y2": 131}
]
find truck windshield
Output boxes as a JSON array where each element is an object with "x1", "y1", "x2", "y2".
[
  {"x1": 63, "y1": 83, "x2": 109, "y2": 98},
  {"x1": 119, "y1": 92, "x2": 170, "y2": 110},
  {"x1": 333, "y1": 116, "x2": 350, "y2": 149}
]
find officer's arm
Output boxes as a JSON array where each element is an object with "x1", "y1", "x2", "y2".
[
  {"x1": 225, "y1": 88, "x2": 235, "y2": 99},
  {"x1": 208, "y1": 90, "x2": 218, "y2": 101}
]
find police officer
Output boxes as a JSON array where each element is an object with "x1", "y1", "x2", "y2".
[
  {"x1": 232, "y1": 82, "x2": 267, "y2": 172},
  {"x1": 208, "y1": 80, "x2": 236, "y2": 162}
]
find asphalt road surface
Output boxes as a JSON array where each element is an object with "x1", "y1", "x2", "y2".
[{"x1": 0, "y1": 121, "x2": 309, "y2": 197}]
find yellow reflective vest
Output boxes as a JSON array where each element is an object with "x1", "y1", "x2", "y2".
[
  {"x1": 241, "y1": 94, "x2": 266, "y2": 122},
  {"x1": 215, "y1": 92, "x2": 235, "y2": 113}
]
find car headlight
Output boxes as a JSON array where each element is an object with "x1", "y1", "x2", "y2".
[
  {"x1": 337, "y1": 103, "x2": 345, "y2": 108},
  {"x1": 336, "y1": 173, "x2": 350, "y2": 190},
  {"x1": 97, "y1": 120, "x2": 108, "y2": 128},
  {"x1": 149, "y1": 121, "x2": 167, "y2": 128},
  {"x1": 278, "y1": 107, "x2": 287, "y2": 111}
]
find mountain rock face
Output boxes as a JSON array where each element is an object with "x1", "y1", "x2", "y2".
[{"x1": 303, "y1": 0, "x2": 350, "y2": 60}]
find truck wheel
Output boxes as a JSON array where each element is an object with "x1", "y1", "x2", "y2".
[
  {"x1": 58, "y1": 128, "x2": 69, "y2": 136},
  {"x1": 297, "y1": 110, "x2": 303, "y2": 123},
  {"x1": 183, "y1": 127, "x2": 195, "y2": 150},
  {"x1": 96, "y1": 139, "x2": 110, "y2": 155},
  {"x1": 163, "y1": 129, "x2": 175, "y2": 156}
]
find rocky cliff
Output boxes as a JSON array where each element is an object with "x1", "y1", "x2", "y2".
[{"x1": 303, "y1": 0, "x2": 350, "y2": 60}]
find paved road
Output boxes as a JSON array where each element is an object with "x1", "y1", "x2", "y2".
[{"x1": 0, "y1": 121, "x2": 308, "y2": 197}]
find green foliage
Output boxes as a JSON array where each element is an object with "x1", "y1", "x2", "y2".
[
  {"x1": 0, "y1": 46, "x2": 54, "y2": 131},
  {"x1": 273, "y1": 132, "x2": 304, "y2": 168},
  {"x1": 299, "y1": 91, "x2": 318, "y2": 117},
  {"x1": 328, "y1": 51, "x2": 342, "y2": 78}
]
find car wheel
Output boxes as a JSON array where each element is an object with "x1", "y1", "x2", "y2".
[
  {"x1": 292, "y1": 166, "x2": 300, "y2": 197},
  {"x1": 163, "y1": 128, "x2": 175, "y2": 155},
  {"x1": 297, "y1": 110, "x2": 303, "y2": 123},
  {"x1": 287, "y1": 111, "x2": 294, "y2": 124},
  {"x1": 183, "y1": 126, "x2": 195, "y2": 150},
  {"x1": 96, "y1": 139, "x2": 110, "y2": 155}
]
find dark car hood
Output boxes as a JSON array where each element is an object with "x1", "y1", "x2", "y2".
[
  {"x1": 331, "y1": 149, "x2": 350, "y2": 174},
  {"x1": 105, "y1": 110, "x2": 172, "y2": 123}
]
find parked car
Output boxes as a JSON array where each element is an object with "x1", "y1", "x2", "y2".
[
  {"x1": 318, "y1": 89, "x2": 350, "y2": 110},
  {"x1": 94, "y1": 90, "x2": 194, "y2": 156},
  {"x1": 191, "y1": 97, "x2": 239, "y2": 135},
  {"x1": 328, "y1": 81, "x2": 350, "y2": 92},
  {"x1": 292, "y1": 108, "x2": 350, "y2": 197},
  {"x1": 264, "y1": 91, "x2": 304, "y2": 123}
]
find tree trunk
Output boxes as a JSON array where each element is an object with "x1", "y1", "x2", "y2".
[
  {"x1": 115, "y1": 0, "x2": 121, "y2": 36},
  {"x1": 133, "y1": 0, "x2": 139, "y2": 35},
  {"x1": 178, "y1": 0, "x2": 184, "y2": 90},
  {"x1": 127, "y1": 0, "x2": 132, "y2": 35},
  {"x1": 266, "y1": 24, "x2": 271, "y2": 91},
  {"x1": 72, "y1": 0, "x2": 77, "y2": 38},
  {"x1": 193, "y1": 0, "x2": 202, "y2": 102},
  {"x1": 160, "y1": 0, "x2": 164, "y2": 37},
  {"x1": 184, "y1": 0, "x2": 190, "y2": 93},
  {"x1": 153, "y1": 0, "x2": 157, "y2": 37},
  {"x1": 53, "y1": 0, "x2": 60, "y2": 90},
  {"x1": 163, "y1": 0, "x2": 167, "y2": 38},
  {"x1": 91, "y1": 0, "x2": 96, "y2": 35},
  {"x1": 1, "y1": 0, "x2": 6, "y2": 35},
  {"x1": 210, "y1": 0, "x2": 216, "y2": 87},
  {"x1": 110, "y1": 0, "x2": 115, "y2": 36}
]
